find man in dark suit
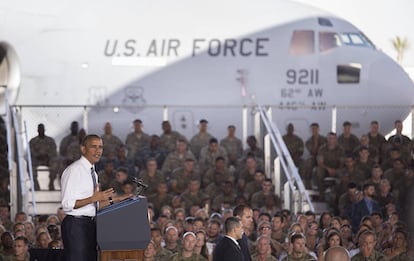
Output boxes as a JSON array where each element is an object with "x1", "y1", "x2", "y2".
[
  {"x1": 213, "y1": 217, "x2": 245, "y2": 261},
  {"x1": 234, "y1": 205, "x2": 253, "y2": 261},
  {"x1": 351, "y1": 182, "x2": 381, "y2": 233}
]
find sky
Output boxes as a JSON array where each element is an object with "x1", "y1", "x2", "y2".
[{"x1": 295, "y1": 0, "x2": 414, "y2": 68}]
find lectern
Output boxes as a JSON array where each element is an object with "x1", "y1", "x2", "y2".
[{"x1": 97, "y1": 196, "x2": 151, "y2": 261}]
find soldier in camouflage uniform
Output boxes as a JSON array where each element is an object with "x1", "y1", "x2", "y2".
[
  {"x1": 251, "y1": 178, "x2": 274, "y2": 209},
  {"x1": 302, "y1": 123, "x2": 327, "y2": 189},
  {"x1": 137, "y1": 135, "x2": 168, "y2": 171},
  {"x1": 109, "y1": 167, "x2": 129, "y2": 195},
  {"x1": 383, "y1": 158, "x2": 405, "y2": 188},
  {"x1": 383, "y1": 229, "x2": 411, "y2": 261},
  {"x1": 171, "y1": 232, "x2": 207, "y2": 261},
  {"x1": 204, "y1": 164, "x2": 232, "y2": 200},
  {"x1": 125, "y1": 119, "x2": 151, "y2": 162},
  {"x1": 243, "y1": 135, "x2": 264, "y2": 160},
  {"x1": 387, "y1": 120, "x2": 412, "y2": 167},
  {"x1": 367, "y1": 120, "x2": 387, "y2": 164},
  {"x1": 353, "y1": 135, "x2": 379, "y2": 163},
  {"x1": 147, "y1": 182, "x2": 173, "y2": 219},
  {"x1": 244, "y1": 170, "x2": 265, "y2": 201},
  {"x1": 270, "y1": 213, "x2": 288, "y2": 251},
  {"x1": 220, "y1": 125, "x2": 243, "y2": 168},
  {"x1": 101, "y1": 122, "x2": 123, "y2": 158},
  {"x1": 113, "y1": 145, "x2": 136, "y2": 177},
  {"x1": 29, "y1": 124, "x2": 59, "y2": 191},
  {"x1": 11, "y1": 236, "x2": 30, "y2": 261},
  {"x1": 315, "y1": 132, "x2": 345, "y2": 200},
  {"x1": 181, "y1": 179, "x2": 209, "y2": 212},
  {"x1": 351, "y1": 230, "x2": 386, "y2": 261},
  {"x1": 164, "y1": 226, "x2": 182, "y2": 254},
  {"x1": 340, "y1": 155, "x2": 365, "y2": 186},
  {"x1": 65, "y1": 128, "x2": 86, "y2": 166},
  {"x1": 202, "y1": 157, "x2": 233, "y2": 188},
  {"x1": 170, "y1": 158, "x2": 200, "y2": 195},
  {"x1": 160, "y1": 121, "x2": 187, "y2": 153},
  {"x1": 139, "y1": 158, "x2": 166, "y2": 196},
  {"x1": 199, "y1": 138, "x2": 228, "y2": 175},
  {"x1": 338, "y1": 121, "x2": 360, "y2": 155},
  {"x1": 162, "y1": 139, "x2": 196, "y2": 178},
  {"x1": 237, "y1": 156, "x2": 259, "y2": 193},
  {"x1": 190, "y1": 119, "x2": 214, "y2": 160},
  {"x1": 282, "y1": 123, "x2": 304, "y2": 167},
  {"x1": 211, "y1": 180, "x2": 237, "y2": 212},
  {"x1": 151, "y1": 228, "x2": 173, "y2": 261},
  {"x1": 252, "y1": 235, "x2": 278, "y2": 261},
  {"x1": 280, "y1": 233, "x2": 316, "y2": 261},
  {"x1": 354, "y1": 146, "x2": 376, "y2": 181},
  {"x1": 59, "y1": 121, "x2": 81, "y2": 168},
  {"x1": 97, "y1": 160, "x2": 116, "y2": 191}
]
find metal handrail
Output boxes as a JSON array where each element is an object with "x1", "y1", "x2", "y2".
[
  {"x1": 24, "y1": 121, "x2": 37, "y2": 216},
  {"x1": 11, "y1": 108, "x2": 37, "y2": 215},
  {"x1": 257, "y1": 105, "x2": 314, "y2": 212}
]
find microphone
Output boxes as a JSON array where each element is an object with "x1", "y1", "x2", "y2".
[{"x1": 130, "y1": 177, "x2": 148, "y2": 188}]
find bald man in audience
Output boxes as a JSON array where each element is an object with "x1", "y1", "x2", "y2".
[{"x1": 324, "y1": 246, "x2": 350, "y2": 261}]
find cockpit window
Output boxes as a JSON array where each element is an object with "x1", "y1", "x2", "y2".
[
  {"x1": 319, "y1": 32, "x2": 341, "y2": 52},
  {"x1": 289, "y1": 30, "x2": 315, "y2": 56},
  {"x1": 340, "y1": 32, "x2": 375, "y2": 48},
  {"x1": 337, "y1": 63, "x2": 361, "y2": 84}
]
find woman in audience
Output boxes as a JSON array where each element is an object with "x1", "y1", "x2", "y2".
[{"x1": 36, "y1": 231, "x2": 51, "y2": 249}]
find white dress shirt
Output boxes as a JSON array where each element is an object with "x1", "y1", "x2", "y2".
[{"x1": 61, "y1": 156, "x2": 97, "y2": 217}]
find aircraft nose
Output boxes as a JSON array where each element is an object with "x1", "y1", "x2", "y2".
[{"x1": 367, "y1": 54, "x2": 414, "y2": 105}]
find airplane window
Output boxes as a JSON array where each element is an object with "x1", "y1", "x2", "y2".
[
  {"x1": 319, "y1": 32, "x2": 341, "y2": 52},
  {"x1": 339, "y1": 32, "x2": 375, "y2": 49},
  {"x1": 337, "y1": 64, "x2": 361, "y2": 84},
  {"x1": 339, "y1": 34, "x2": 351, "y2": 45},
  {"x1": 349, "y1": 34, "x2": 365, "y2": 45},
  {"x1": 289, "y1": 30, "x2": 315, "y2": 55},
  {"x1": 318, "y1": 17, "x2": 333, "y2": 27}
]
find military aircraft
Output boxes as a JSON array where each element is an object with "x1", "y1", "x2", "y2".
[{"x1": 0, "y1": 0, "x2": 413, "y2": 143}]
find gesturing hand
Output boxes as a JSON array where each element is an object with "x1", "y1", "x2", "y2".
[{"x1": 92, "y1": 188, "x2": 114, "y2": 203}]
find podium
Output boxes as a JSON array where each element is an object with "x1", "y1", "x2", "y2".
[{"x1": 97, "y1": 196, "x2": 151, "y2": 261}]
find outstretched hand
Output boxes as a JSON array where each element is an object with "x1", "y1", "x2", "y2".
[
  {"x1": 92, "y1": 187, "x2": 114, "y2": 203},
  {"x1": 114, "y1": 193, "x2": 134, "y2": 203}
]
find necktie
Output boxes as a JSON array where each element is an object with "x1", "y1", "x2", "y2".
[
  {"x1": 91, "y1": 167, "x2": 98, "y2": 212},
  {"x1": 366, "y1": 199, "x2": 373, "y2": 214}
]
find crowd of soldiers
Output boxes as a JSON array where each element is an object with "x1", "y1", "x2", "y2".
[{"x1": 0, "y1": 116, "x2": 413, "y2": 260}]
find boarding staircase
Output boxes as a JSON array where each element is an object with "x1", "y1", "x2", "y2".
[
  {"x1": 255, "y1": 105, "x2": 318, "y2": 213},
  {"x1": 26, "y1": 166, "x2": 61, "y2": 215},
  {"x1": 5, "y1": 103, "x2": 61, "y2": 217}
]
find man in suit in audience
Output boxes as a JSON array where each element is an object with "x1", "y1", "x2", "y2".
[
  {"x1": 351, "y1": 182, "x2": 381, "y2": 233},
  {"x1": 234, "y1": 204, "x2": 253, "y2": 261},
  {"x1": 213, "y1": 216, "x2": 245, "y2": 261}
]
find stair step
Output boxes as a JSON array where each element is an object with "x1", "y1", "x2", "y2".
[
  {"x1": 28, "y1": 191, "x2": 61, "y2": 203},
  {"x1": 27, "y1": 202, "x2": 61, "y2": 216}
]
